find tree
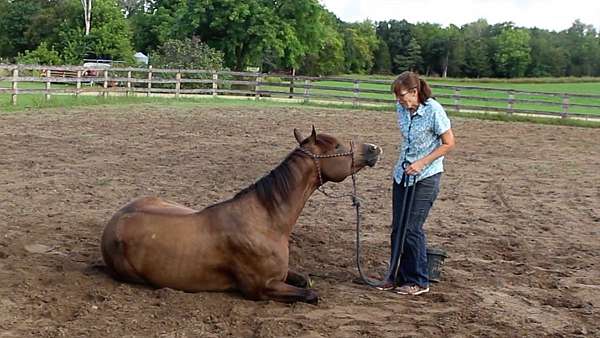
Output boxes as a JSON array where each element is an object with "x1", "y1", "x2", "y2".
[
  {"x1": 81, "y1": 0, "x2": 92, "y2": 36},
  {"x1": 119, "y1": 0, "x2": 339, "y2": 72},
  {"x1": 527, "y1": 28, "x2": 567, "y2": 76},
  {"x1": 118, "y1": 0, "x2": 154, "y2": 17},
  {"x1": 151, "y1": 37, "x2": 224, "y2": 69},
  {"x1": 0, "y1": 0, "x2": 77, "y2": 60},
  {"x1": 55, "y1": 0, "x2": 134, "y2": 63},
  {"x1": 560, "y1": 20, "x2": 600, "y2": 76},
  {"x1": 393, "y1": 37, "x2": 423, "y2": 73},
  {"x1": 376, "y1": 20, "x2": 414, "y2": 74},
  {"x1": 460, "y1": 19, "x2": 492, "y2": 77},
  {"x1": 271, "y1": 0, "x2": 329, "y2": 71},
  {"x1": 493, "y1": 27, "x2": 531, "y2": 77},
  {"x1": 0, "y1": 0, "x2": 46, "y2": 58},
  {"x1": 127, "y1": 0, "x2": 183, "y2": 53},
  {"x1": 58, "y1": 27, "x2": 89, "y2": 64},
  {"x1": 413, "y1": 23, "x2": 445, "y2": 76},
  {"x1": 3, "y1": 0, "x2": 599, "y2": 77},
  {"x1": 444, "y1": 25, "x2": 465, "y2": 77},
  {"x1": 372, "y1": 38, "x2": 392, "y2": 74},
  {"x1": 300, "y1": 9, "x2": 345, "y2": 75},
  {"x1": 342, "y1": 21, "x2": 379, "y2": 74}
]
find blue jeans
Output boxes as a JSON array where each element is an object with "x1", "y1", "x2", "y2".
[{"x1": 389, "y1": 173, "x2": 441, "y2": 287}]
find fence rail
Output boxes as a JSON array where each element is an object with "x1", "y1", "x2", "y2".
[{"x1": 1, "y1": 64, "x2": 600, "y2": 119}]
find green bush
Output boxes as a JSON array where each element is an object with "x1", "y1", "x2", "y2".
[
  {"x1": 151, "y1": 37, "x2": 224, "y2": 70},
  {"x1": 150, "y1": 37, "x2": 225, "y2": 90},
  {"x1": 15, "y1": 42, "x2": 61, "y2": 65}
]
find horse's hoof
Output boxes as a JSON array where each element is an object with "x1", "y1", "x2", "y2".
[{"x1": 305, "y1": 289, "x2": 319, "y2": 304}]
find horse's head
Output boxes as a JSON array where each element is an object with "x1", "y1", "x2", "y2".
[{"x1": 294, "y1": 126, "x2": 382, "y2": 183}]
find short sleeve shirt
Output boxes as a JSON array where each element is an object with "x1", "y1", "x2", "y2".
[{"x1": 393, "y1": 98, "x2": 451, "y2": 186}]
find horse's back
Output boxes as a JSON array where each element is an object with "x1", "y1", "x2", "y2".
[
  {"x1": 101, "y1": 197, "x2": 236, "y2": 291},
  {"x1": 123, "y1": 196, "x2": 198, "y2": 215}
]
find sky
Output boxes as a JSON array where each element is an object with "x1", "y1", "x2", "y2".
[{"x1": 318, "y1": 0, "x2": 600, "y2": 32}]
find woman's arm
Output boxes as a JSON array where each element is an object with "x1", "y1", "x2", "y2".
[{"x1": 404, "y1": 128, "x2": 455, "y2": 176}]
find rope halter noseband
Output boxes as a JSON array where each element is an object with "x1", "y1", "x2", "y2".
[{"x1": 297, "y1": 141, "x2": 361, "y2": 205}]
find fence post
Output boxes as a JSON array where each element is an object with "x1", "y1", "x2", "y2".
[
  {"x1": 289, "y1": 68, "x2": 295, "y2": 99},
  {"x1": 353, "y1": 80, "x2": 360, "y2": 107},
  {"x1": 561, "y1": 94, "x2": 569, "y2": 119},
  {"x1": 175, "y1": 71, "x2": 181, "y2": 99},
  {"x1": 76, "y1": 70, "x2": 82, "y2": 98},
  {"x1": 45, "y1": 69, "x2": 51, "y2": 101},
  {"x1": 255, "y1": 74, "x2": 262, "y2": 100},
  {"x1": 453, "y1": 88, "x2": 461, "y2": 113},
  {"x1": 103, "y1": 70, "x2": 109, "y2": 98},
  {"x1": 212, "y1": 71, "x2": 218, "y2": 97},
  {"x1": 147, "y1": 65, "x2": 153, "y2": 97},
  {"x1": 11, "y1": 68, "x2": 18, "y2": 105},
  {"x1": 303, "y1": 79, "x2": 310, "y2": 103},
  {"x1": 507, "y1": 90, "x2": 515, "y2": 115},
  {"x1": 126, "y1": 71, "x2": 132, "y2": 97}
]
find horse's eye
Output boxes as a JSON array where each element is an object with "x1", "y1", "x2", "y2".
[{"x1": 335, "y1": 144, "x2": 341, "y2": 150}]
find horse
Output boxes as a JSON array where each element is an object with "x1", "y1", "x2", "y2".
[{"x1": 101, "y1": 127, "x2": 381, "y2": 304}]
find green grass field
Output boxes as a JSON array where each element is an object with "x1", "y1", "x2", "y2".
[
  {"x1": 0, "y1": 94, "x2": 598, "y2": 129},
  {"x1": 266, "y1": 78, "x2": 600, "y2": 117},
  {"x1": 427, "y1": 79, "x2": 600, "y2": 116},
  {"x1": 2, "y1": 77, "x2": 600, "y2": 123}
]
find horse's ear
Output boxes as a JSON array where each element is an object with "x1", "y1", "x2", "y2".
[
  {"x1": 309, "y1": 125, "x2": 317, "y2": 143},
  {"x1": 293, "y1": 128, "x2": 304, "y2": 144}
]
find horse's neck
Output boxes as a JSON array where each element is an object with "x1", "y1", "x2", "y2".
[{"x1": 268, "y1": 155, "x2": 319, "y2": 236}]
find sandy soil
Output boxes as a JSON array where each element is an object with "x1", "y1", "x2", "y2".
[{"x1": 0, "y1": 104, "x2": 598, "y2": 337}]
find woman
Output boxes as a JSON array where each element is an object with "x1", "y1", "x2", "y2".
[{"x1": 379, "y1": 71, "x2": 455, "y2": 295}]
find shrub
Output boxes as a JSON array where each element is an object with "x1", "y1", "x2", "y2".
[
  {"x1": 15, "y1": 42, "x2": 61, "y2": 65},
  {"x1": 151, "y1": 37, "x2": 224, "y2": 70}
]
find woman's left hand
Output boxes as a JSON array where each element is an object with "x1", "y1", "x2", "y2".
[{"x1": 405, "y1": 160, "x2": 426, "y2": 176}]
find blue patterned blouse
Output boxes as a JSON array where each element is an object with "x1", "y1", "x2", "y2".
[{"x1": 393, "y1": 98, "x2": 451, "y2": 186}]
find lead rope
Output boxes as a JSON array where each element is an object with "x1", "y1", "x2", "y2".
[
  {"x1": 344, "y1": 143, "x2": 385, "y2": 288},
  {"x1": 299, "y1": 142, "x2": 382, "y2": 288},
  {"x1": 298, "y1": 141, "x2": 384, "y2": 287},
  {"x1": 352, "y1": 158, "x2": 385, "y2": 288}
]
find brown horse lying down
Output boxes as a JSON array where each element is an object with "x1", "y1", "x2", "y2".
[{"x1": 101, "y1": 127, "x2": 381, "y2": 304}]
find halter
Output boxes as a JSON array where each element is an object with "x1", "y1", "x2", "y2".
[{"x1": 297, "y1": 141, "x2": 356, "y2": 197}]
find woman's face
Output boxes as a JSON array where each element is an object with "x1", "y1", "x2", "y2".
[{"x1": 396, "y1": 87, "x2": 419, "y2": 111}]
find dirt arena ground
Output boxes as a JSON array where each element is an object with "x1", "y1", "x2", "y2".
[{"x1": 0, "y1": 104, "x2": 598, "y2": 337}]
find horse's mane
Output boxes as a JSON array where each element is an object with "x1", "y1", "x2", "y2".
[
  {"x1": 232, "y1": 135, "x2": 338, "y2": 213},
  {"x1": 234, "y1": 149, "x2": 304, "y2": 213}
]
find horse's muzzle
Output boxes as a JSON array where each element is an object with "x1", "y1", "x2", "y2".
[{"x1": 364, "y1": 144, "x2": 382, "y2": 167}]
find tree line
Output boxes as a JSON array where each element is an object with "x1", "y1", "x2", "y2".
[{"x1": 1, "y1": 0, "x2": 599, "y2": 78}]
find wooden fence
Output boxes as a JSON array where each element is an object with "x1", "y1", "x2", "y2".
[{"x1": 1, "y1": 64, "x2": 600, "y2": 119}]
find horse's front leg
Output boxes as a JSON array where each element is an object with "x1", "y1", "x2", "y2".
[
  {"x1": 261, "y1": 280, "x2": 318, "y2": 304},
  {"x1": 285, "y1": 269, "x2": 312, "y2": 288}
]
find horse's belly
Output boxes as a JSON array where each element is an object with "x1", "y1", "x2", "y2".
[{"x1": 117, "y1": 213, "x2": 234, "y2": 291}]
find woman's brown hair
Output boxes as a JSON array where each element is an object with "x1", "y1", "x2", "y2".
[{"x1": 391, "y1": 71, "x2": 432, "y2": 105}]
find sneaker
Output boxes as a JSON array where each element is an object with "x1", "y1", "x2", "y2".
[
  {"x1": 375, "y1": 280, "x2": 396, "y2": 291},
  {"x1": 395, "y1": 284, "x2": 429, "y2": 295}
]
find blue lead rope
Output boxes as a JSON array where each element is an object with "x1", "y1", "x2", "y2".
[
  {"x1": 356, "y1": 161, "x2": 417, "y2": 288},
  {"x1": 385, "y1": 161, "x2": 417, "y2": 284}
]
